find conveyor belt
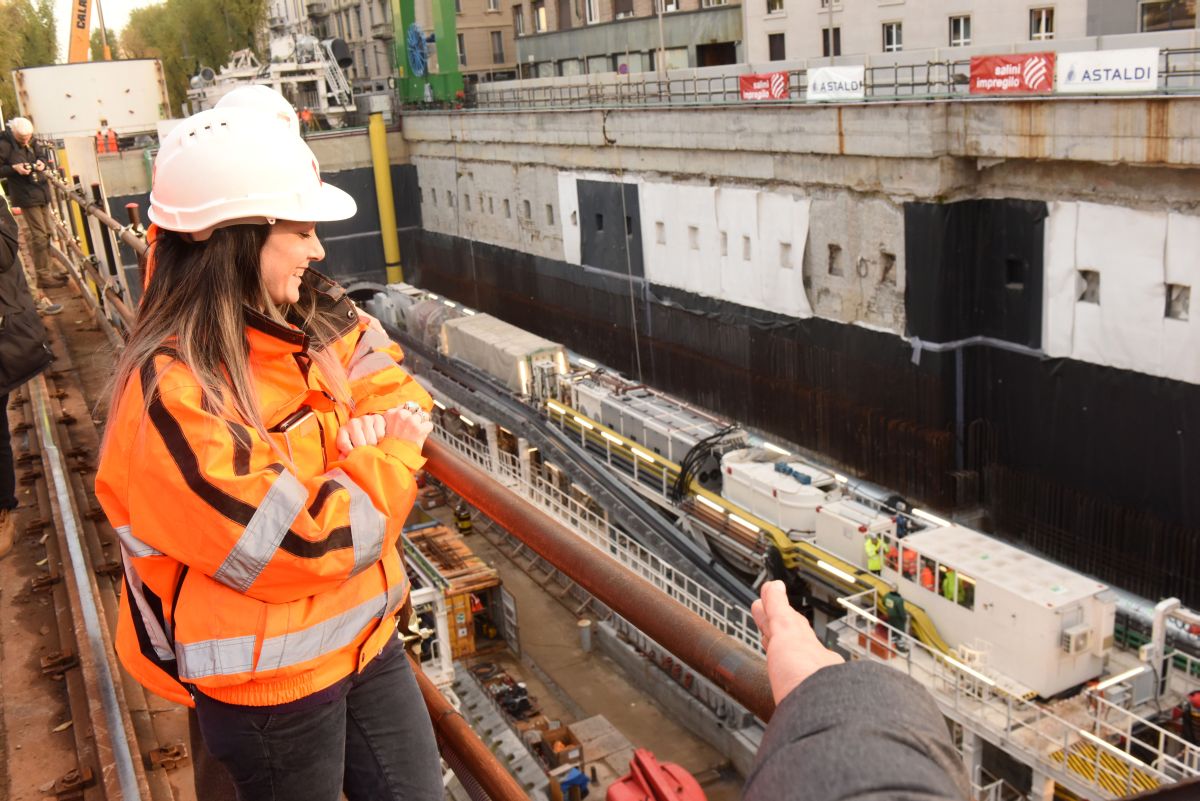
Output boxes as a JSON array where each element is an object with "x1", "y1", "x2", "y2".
[{"x1": 386, "y1": 322, "x2": 759, "y2": 610}]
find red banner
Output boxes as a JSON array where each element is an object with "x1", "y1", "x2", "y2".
[
  {"x1": 969, "y1": 53, "x2": 1055, "y2": 95},
  {"x1": 739, "y1": 72, "x2": 790, "y2": 101}
]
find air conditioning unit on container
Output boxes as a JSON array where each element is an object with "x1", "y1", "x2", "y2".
[{"x1": 1060, "y1": 624, "x2": 1091, "y2": 655}]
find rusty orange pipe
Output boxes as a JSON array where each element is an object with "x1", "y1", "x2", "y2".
[
  {"x1": 409, "y1": 655, "x2": 528, "y2": 801},
  {"x1": 421, "y1": 439, "x2": 775, "y2": 722}
]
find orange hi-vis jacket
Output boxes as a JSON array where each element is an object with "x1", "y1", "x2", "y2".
[{"x1": 96, "y1": 276, "x2": 432, "y2": 707}]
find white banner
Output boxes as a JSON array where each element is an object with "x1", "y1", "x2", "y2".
[
  {"x1": 806, "y1": 66, "x2": 866, "y2": 102},
  {"x1": 1055, "y1": 48, "x2": 1160, "y2": 94}
]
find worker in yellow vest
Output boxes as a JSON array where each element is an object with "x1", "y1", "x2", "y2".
[{"x1": 864, "y1": 533, "x2": 882, "y2": 576}]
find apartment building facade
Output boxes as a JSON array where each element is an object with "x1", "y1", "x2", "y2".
[
  {"x1": 512, "y1": 0, "x2": 742, "y2": 78},
  {"x1": 746, "y1": 0, "x2": 1196, "y2": 64},
  {"x1": 455, "y1": 0, "x2": 520, "y2": 82}
]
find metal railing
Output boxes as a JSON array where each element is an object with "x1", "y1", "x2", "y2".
[
  {"x1": 433, "y1": 419, "x2": 762, "y2": 650},
  {"x1": 836, "y1": 591, "x2": 1200, "y2": 799},
  {"x1": 464, "y1": 47, "x2": 1200, "y2": 112}
]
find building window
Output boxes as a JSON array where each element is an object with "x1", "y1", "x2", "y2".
[
  {"x1": 532, "y1": 0, "x2": 546, "y2": 31},
  {"x1": 454, "y1": 0, "x2": 461, "y2": 11},
  {"x1": 585, "y1": 0, "x2": 597, "y2": 23},
  {"x1": 1030, "y1": 7, "x2": 1054, "y2": 40},
  {"x1": 491, "y1": 30, "x2": 504, "y2": 63},
  {"x1": 882, "y1": 21, "x2": 902, "y2": 52},
  {"x1": 768, "y1": 33, "x2": 785, "y2": 60},
  {"x1": 488, "y1": 0, "x2": 499, "y2": 9},
  {"x1": 949, "y1": 15, "x2": 971, "y2": 46},
  {"x1": 457, "y1": 33, "x2": 466, "y2": 66},
  {"x1": 1140, "y1": 0, "x2": 1196, "y2": 31},
  {"x1": 656, "y1": 0, "x2": 679, "y2": 12},
  {"x1": 822, "y1": 27, "x2": 841, "y2": 58},
  {"x1": 614, "y1": 0, "x2": 633, "y2": 16},
  {"x1": 766, "y1": 0, "x2": 783, "y2": 12},
  {"x1": 513, "y1": 5, "x2": 524, "y2": 33},
  {"x1": 700, "y1": 0, "x2": 727, "y2": 7}
]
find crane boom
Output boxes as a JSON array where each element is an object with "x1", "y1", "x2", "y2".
[{"x1": 67, "y1": 0, "x2": 93, "y2": 63}]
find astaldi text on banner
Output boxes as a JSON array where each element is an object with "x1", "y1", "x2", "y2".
[
  {"x1": 739, "y1": 71, "x2": 790, "y2": 101},
  {"x1": 1056, "y1": 48, "x2": 1160, "y2": 94},
  {"x1": 970, "y1": 53, "x2": 1055, "y2": 95},
  {"x1": 806, "y1": 65, "x2": 866, "y2": 102}
]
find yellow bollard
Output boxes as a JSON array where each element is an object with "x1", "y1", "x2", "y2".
[{"x1": 368, "y1": 112, "x2": 403, "y2": 284}]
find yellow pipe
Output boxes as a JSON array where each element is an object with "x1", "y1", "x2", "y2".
[
  {"x1": 57, "y1": 148, "x2": 91, "y2": 258},
  {"x1": 368, "y1": 112, "x2": 402, "y2": 284}
]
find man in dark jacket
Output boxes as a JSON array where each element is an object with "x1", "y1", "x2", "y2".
[
  {"x1": 746, "y1": 581, "x2": 970, "y2": 800},
  {"x1": 0, "y1": 118, "x2": 68, "y2": 303},
  {"x1": 0, "y1": 192, "x2": 53, "y2": 556}
]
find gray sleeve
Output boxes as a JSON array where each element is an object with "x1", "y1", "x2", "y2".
[{"x1": 743, "y1": 661, "x2": 970, "y2": 801}]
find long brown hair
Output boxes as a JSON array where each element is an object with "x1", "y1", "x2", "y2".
[{"x1": 108, "y1": 224, "x2": 353, "y2": 453}]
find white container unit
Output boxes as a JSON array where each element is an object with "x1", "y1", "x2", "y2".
[
  {"x1": 891, "y1": 525, "x2": 1114, "y2": 698},
  {"x1": 721, "y1": 449, "x2": 836, "y2": 535},
  {"x1": 812, "y1": 499, "x2": 896, "y2": 565},
  {"x1": 571, "y1": 381, "x2": 725, "y2": 465}
]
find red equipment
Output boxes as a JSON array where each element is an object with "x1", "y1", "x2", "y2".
[{"x1": 606, "y1": 749, "x2": 706, "y2": 801}]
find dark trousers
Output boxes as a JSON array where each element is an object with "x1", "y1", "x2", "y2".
[
  {"x1": 194, "y1": 639, "x2": 444, "y2": 801},
  {"x1": 0, "y1": 394, "x2": 15, "y2": 510}
]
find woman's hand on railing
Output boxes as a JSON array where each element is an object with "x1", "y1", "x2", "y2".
[{"x1": 383, "y1": 403, "x2": 434, "y2": 450}]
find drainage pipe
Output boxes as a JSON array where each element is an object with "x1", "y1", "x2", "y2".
[{"x1": 409, "y1": 655, "x2": 527, "y2": 801}]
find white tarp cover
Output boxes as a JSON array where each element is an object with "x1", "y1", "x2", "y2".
[
  {"x1": 639, "y1": 181, "x2": 813, "y2": 319},
  {"x1": 406, "y1": 299, "x2": 462, "y2": 351},
  {"x1": 1042, "y1": 201, "x2": 1200, "y2": 384},
  {"x1": 441, "y1": 314, "x2": 563, "y2": 393}
]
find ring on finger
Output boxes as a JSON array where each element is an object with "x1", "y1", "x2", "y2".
[
  {"x1": 402, "y1": 400, "x2": 421, "y2": 413},
  {"x1": 417, "y1": 410, "x2": 431, "y2": 422}
]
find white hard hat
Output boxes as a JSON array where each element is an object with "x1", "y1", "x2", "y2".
[
  {"x1": 148, "y1": 107, "x2": 354, "y2": 239},
  {"x1": 215, "y1": 85, "x2": 300, "y2": 135}
]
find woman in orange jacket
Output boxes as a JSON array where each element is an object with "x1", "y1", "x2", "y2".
[{"x1": 95, "y1": 98, "x2": 443, "y2": 801}]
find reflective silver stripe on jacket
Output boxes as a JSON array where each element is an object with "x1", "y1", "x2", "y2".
[
  {"x1": 213, "y1": 470, "x2": 307, "y2": 593},
  {"x1": 325, "y1": 468, "x2": 387, "y2": 577},
  {"x1": 351, "y1": 327, "x2": 390, "y2": 363},
  {"x1": 176, "y1": 634, "x2": 257, "y2": 680},
  {"x1": 119, "y1": 546, "x2": 176, "y2": 662},
  {"x1": 175, "y1": 575, "x2": 410, "y2": 680},
  {"x1": 347, "y1": 351, "x2": 396, "y2": 382},
  {"x1": 116, "y1": 524, "x2": 163, "y2": 558}
]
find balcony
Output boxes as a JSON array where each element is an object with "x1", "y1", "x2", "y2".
[
  {"x1": 268, "y1": 14, "x2": 288, "y2": 29},
  {"x1": 306, "y1": 0, "x2": 329, "y2": 17},
  {"x1": 372, "y1": 21, "x2": 394, "y2": 40}
]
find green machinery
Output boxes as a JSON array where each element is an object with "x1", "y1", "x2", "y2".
[{"x1": 392, "y1": 0, "x2": 464, "y2": 103}]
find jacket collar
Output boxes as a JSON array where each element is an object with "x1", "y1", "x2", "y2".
[{"x1": 243, "y1": 270, "x2": 358, "y2": 358}]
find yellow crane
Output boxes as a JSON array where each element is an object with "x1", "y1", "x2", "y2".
[{"x1": 67, "y1": 0, "x2": 112, "y2": 63}]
